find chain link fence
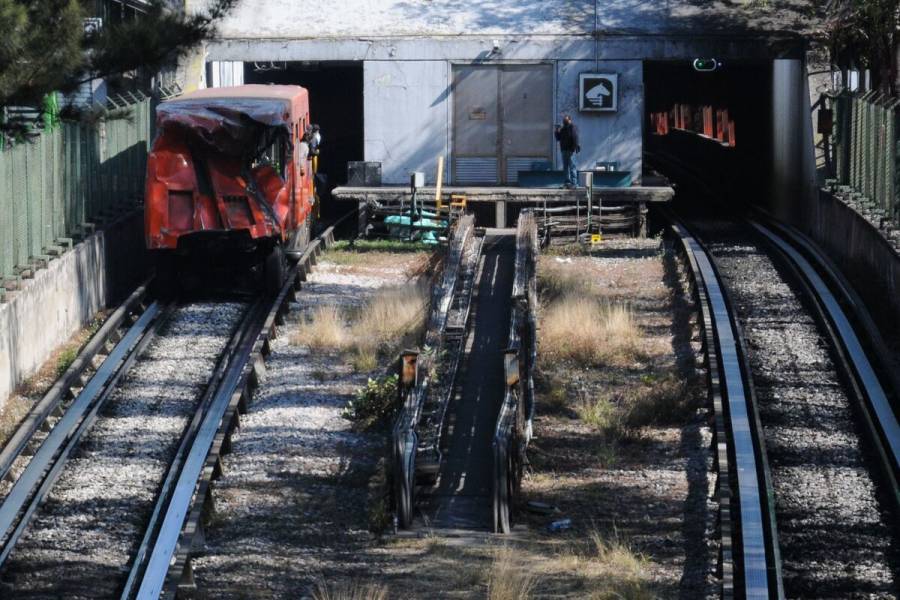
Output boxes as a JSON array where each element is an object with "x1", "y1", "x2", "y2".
[
  {"x1": 0, "y1": 88, "x2": 179, "y2": 292},
  {"x1": 832, "y1": 91, "x2": 900, "y2": 224}
]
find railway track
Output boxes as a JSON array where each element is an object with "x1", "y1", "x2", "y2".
[
  {"x1": 0, "y1": 216, "x2": 349, "y2": 599},
  {"x1": 667, "y1": 208, "x2": 900, "y2": 598}
]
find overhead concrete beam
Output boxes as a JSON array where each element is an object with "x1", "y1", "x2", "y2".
[{"x1": 206, "y1": 35, "x2": 803, "y2": 64}]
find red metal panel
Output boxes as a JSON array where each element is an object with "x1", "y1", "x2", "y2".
[{"x1": 145, "y1": 85, "x2": 312, "y2": 251}]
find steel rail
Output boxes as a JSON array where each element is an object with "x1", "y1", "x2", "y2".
[
  {"x1": 133, "y1": 300, "x2": 269, "y2": 600},
  {"x1": 666, "y1": 214, "x2": 782, "y2": 599},
  {"x1": 750, "y1": 220, "x2": 900, "y2": 502},
  {"x1": 132, "y1": 212, "x2": 353, "y2": 599},
  {"x1": 0, "y1": 279, "x2": 152, "y2": 484},
  {"x1": 421, "y1": 228, "x2": 484, "y2": 457},
  {"x1": 119, "y1": 297, "x2": 267, "y2": 599},
  {"x1": 668, "y1": 219, "x2": 736, "y2": 597},
  {"x1": 0, "y1": 300, "x2": 170, "y2": 567},
  {"x1": 492, "y1": 211, "x2": 537, "y2": 534}
]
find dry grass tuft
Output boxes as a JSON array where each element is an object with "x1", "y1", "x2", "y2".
[
  {"x1": 312, "y1": 578, "x2": 389, "y2": 600},
  {"x1": 291, "y1": 281, "x2": 428, "y2": 372},
  {"x1": 585, "y1": 530, "x2": 653, "y2": 600},
  {"x1": 589, "y1": 529, "x2": 646, "y2": 576},
  {"x1": 351, "y1": 282, "x2": 428, "y2": 355},
  {"x1": 537, "y1": 260, "x2": 594, "y2": 302},
  {"x1": 547, "y1": 530, "x2": 652, "y2": 599},
  {"x1": 577, "y1": 394, "x2": 626, "y2": 437},
  {"x1": 487, "y1": 546, "x2": 537, "y2": 600},
  {"x1": 292, "y1": 305, "x2": 352, "y2": 350},
  {"x1": 540, "y1": 297, "x2": 641, "y2": 367},
  {"x1": 626, "y1": 373, "x2": 695, "y2": 427}
]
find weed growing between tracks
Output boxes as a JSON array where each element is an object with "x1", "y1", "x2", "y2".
[
  {"x1": 486, "y1": 546, "x2": 537, "y2": 600},
  {"x1": 312, "y1": 577, "x2": 389, "y2": 600},
  {"x1": 540, "y1": 296, "x2": 642, "y2": 367},
  {"x1": 291, "y1": 280, "x2": 428, "y2": 373},
  {"x1": 524, "y1": 237, "x2": 716, "y2": 598}
]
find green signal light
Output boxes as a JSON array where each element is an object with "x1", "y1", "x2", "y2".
[{"x1": 693, "y1": 58, "x2": 720, "y2": 72}]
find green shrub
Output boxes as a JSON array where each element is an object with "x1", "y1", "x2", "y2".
[
  {"x1": 55, "y1": 347, "x2": 78, "y2": 377},
  {"x1": 343, "y1": 375, "x2": 400, "y2": 425}
]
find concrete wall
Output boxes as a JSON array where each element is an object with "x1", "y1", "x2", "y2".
[
  {"x1": 770, "y1": 58, "x2": 818, "y2": 223},
  {"x1": 557, "y1": 60, "x2": 643, "y2": 178},
  {"x1": 208, "y1": 61, "x2": 244, "y2": 88},
  {"x1": 197, "y1": 0, "x2": 822, "y2": 38},
  {"x1": 0, "y1": 213, "x2": 147, "y2": 408},
  {"x1": 806, "y1": 190, "x2": 900, "y2": 340},
  {"x1": 360, "y1": 58, "x2": 642, "y2": 184},
  {"x1": 364, "y1": 61, "x2": 450, "y2": 184},
  {"x1": 207, "y1": 37, "x2": 802, "y2": 65}
]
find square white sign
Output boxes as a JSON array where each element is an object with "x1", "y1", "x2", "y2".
[{"x1": 579, "y1": 73, "x2": 618, "y2": 112}]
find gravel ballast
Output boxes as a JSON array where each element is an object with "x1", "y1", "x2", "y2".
[
  {"x1": 688, "y1": 218, "x2": 898, "y2": 598},
  {"x1": 192, "y1": 254, "x2": 421, "y2": 597},
  {"x1": 0, "y1": 302, "x2": 246, "y2": 599}
]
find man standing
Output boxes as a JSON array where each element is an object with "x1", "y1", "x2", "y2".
[{"x1": 555, "y1": 114, "x2": 580, "y2": 188}]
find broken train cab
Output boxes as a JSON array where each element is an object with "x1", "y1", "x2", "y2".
[{"x1": 144, "y1": 85, "x2": 316, "y2": 295}]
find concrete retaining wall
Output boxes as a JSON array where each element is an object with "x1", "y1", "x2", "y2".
[
  {"x1": 804, "y1": 190, "x2": 900, "y2": 341},
  {"x1": 0, "y1": 212, "x2": 147, "y2": 408}
]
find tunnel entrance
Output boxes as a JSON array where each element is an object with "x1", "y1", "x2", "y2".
[
  {"x1": 643, "y1": 60, "x2": 772, "y2": 206},
  {"x1": 244, "y1": 61, "x2": 364, "y2": 215}
]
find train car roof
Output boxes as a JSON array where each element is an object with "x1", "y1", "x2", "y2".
[
  {"x1": 170, "y1": 84, "x2": 308, "y2": 103},
  {"x1": 155, "y1": 85, "x2": 310, "y2": 154},
  {"x1": 156, "y1": 85, "x2": 309, "y2": 135}
]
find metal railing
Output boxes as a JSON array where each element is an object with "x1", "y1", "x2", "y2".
[
  {"x1": 392, "y1": 215, "x2": 475, "y2": 528},
  {"x1": 492, "y1": 210, "x2": 538, "y2": 533},
  {"x1": 832, "y1": 91, "x2": 900, "y2": 224},
  {"x1": 0, "y1": 91, "x2": 165, "y2": 290}
]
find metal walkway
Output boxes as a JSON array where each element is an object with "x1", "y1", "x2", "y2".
[{"x1": 419, "y1": 231, "x2": 515, "y2": 530}]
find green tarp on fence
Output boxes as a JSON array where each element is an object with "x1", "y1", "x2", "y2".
[{"x1": 0, "y1": 95, "x2": 155, "y2": 283}]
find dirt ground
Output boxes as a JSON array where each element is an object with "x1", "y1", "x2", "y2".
[
  {"x1": 523, "y1": 238, "x2": 718, "y2": 598},
  {"x1": 191, "y1": 238, "x2": 718, "y2": 599}
]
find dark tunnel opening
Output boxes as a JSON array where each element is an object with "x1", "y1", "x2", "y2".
[
  {"x1": 244, "y1": 61, "x2": 364, "y2": 219},
  {"x1": 643, "y1": 60, "x2": 773, "y2": 209}
]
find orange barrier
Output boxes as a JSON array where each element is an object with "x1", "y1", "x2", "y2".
[{"x1": 650, "y1": 103, "x2": 736, "y2": 147}]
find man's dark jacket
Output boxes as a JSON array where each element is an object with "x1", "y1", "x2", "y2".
[{"x1": 555, "y1": 122, "x2": 580, "y2": 153}]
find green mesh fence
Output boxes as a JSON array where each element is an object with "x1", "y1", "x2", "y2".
[
  {"x1": 832, "y1": 91, "x2": 900, "y2": 224},
  {"x1": 0, "y1": 94, "x2": 159, "y2": 284}
]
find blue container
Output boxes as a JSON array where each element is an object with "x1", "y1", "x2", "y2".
[{"x1": 591, "y1": 170, "x2": 632, "y2": 187}]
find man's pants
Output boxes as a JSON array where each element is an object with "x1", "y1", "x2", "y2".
[{"x1": 561, "y1": 151, "x2": 577, "y2": 186}]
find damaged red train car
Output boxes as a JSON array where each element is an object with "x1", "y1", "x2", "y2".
[{"x1": 145, "y1": 85, "x2": 316, "y2": 294}]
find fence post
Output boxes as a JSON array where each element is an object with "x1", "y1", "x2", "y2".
[
  {"x1": 850, "y1": 93, "x2": 860, "y2": 190},
  {"x1": 892, "y1": 100, "x2": 899, "y2": 222}
]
